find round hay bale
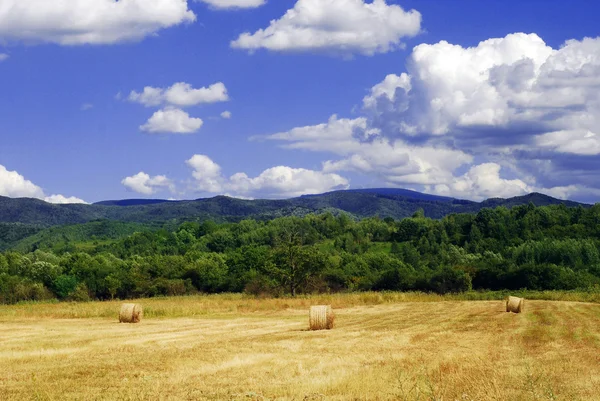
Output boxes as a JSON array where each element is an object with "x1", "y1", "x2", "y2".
[
  {"x1": 505, "y1": 296, "x2": 524, "y2": 313},
  {"x1": 119, "y1": 303, "x2": 143, "y2": 323},
  {"x1": 309, "y1": 305, "x2": 334, "y2": 330}
]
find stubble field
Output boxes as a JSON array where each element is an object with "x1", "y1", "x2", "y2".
[{"x1": 1, "y1": 293, "x2": 600, "y2": 400}]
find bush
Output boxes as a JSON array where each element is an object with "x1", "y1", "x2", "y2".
[
  {"x1": 244, "y1": 272, "x2": 282, "y2": 298},
  {"x1": 69, "y1": 283, "x2": 91, "y2": 302},
  {"x1": 429, "y1": 267, "x2": 473, "y2": 294},
  {"x1": 53, "y1": 275, "x2": 78, "y2": 299}
]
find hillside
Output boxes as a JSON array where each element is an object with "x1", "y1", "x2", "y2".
[
  {"x1": 0, "y1": 223, "x2": 44, "y2": 251},
  {"x1": 8, "y1": 220, "x2": 158, "y2": 253},
  {"x1": 0, "y1": 190, "x2": 590, "y2": 229}
]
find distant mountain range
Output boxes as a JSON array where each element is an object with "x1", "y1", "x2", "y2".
[
  {"x1": 0, "y1": 188, "x2": 591, "y2": 251},
  {"x1": 0, "y1": 188, "x2": 589, "y2": 228}
]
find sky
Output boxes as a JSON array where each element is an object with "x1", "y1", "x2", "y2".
[{"x1": 1, "y1": 0, "x2": 600, "y2": 204}]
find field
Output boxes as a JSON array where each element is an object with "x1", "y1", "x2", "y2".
[{"x1": 1, "y1": 293, "x2": 600, "y2": 400}]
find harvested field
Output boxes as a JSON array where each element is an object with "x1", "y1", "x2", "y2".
[{"x1": 1, "y1": 295, "x2": 600, "y2": 400}]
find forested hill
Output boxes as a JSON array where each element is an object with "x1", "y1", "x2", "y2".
[
  {"x1": 0, "y1": 189, "x2": 590, "y2": 228},
  {"x1": 2, "y1": 201, "x2": 600, "y2": 304}
]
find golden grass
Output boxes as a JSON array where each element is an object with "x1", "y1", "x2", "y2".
[
  {"x1": 1, "y1": 294, "x2": 600, "y2": 400},
  {"x1": 1, "y1": 290, "x2": 598, "y2": 320}
]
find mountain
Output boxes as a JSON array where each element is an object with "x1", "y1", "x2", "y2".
[
  {"x1": 94, "y1": 199, "x2": 175, "y2": 207},
  {"x1": 478, "y1": 192, "x2": 584, "y2": 209},
  {"x1": 0, "y1": 190, "x2": 591, "y2": 230},
  {"x1": 327, "y1": 188, "x2": 456, "y2": 202}
]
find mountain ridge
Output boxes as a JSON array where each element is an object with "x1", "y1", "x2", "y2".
[{"x1": 0, "y1": 188, "x2": 591, "y2": 229}]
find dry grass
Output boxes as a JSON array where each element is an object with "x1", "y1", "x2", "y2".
[{"x1": 1, "y1": 294, "x2": 600, "y2": 400}]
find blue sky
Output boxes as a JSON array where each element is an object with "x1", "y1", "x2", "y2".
[{"x1": 1, "y1": 0, "x2": 600, "y2": 204}]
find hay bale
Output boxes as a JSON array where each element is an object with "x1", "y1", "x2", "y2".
[
  {"x1": 309, "y1": 305, "x2": 334, "y2": 330},
  {"x1": 119, "y1": 303, "x2": 143, "y2": 323},
  {"x1": 505, "y1": 296, "x2": 524, "y2": 313}
]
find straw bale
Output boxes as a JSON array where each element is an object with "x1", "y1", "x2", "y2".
[
  {"x1": 309, "y1": 305, "x2": 334, "y2": 330},
  {"x1": 119, "y1": 303, "x2": 143, "y2": 323},
  {"x1": 506, "y1": 296, "x2": 524, "y2": 313}
]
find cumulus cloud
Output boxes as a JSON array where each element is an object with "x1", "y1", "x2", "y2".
[
  {"x1": 129, "y1": 82, "x2": 229, "y2": 107},
  {"x1": 0, "y1": 164, "x2": 86, "y2": 203},
  {"x1": 186, "y1": 155, "x2": 224, "y2": 193},
  {"x1": 261, "y1": 114, "x2": 472, "y2": 187},
  {"x1": 220, "y1": 111, "x2": 232, "y2": 119},
  {"x1": 349, "y1": 32, "x2": 600, "y2": 201},
  {"x1": 231, "y1": 0, "x2": 421, "y2": 56},
  {"x1": 426, "y1": 163, "x2": 531, "y2": 201},
  {"x1": 424, "y1": 163, "x2": 600, "y2": 203},
  {"x1": 363, "y1": 73, "x2": 411, "y2": 110},
  {"x1": 535, "y1": 130, "x2": 600, "y2": 156},
  {"x1": 229, "y1": 166, "x2": 349, "y2": 198},
  {"x1": 364, "y1": 33, "x2": 600, "y2": 146},
  {"x1": 0, "y1": 165, "x2": 45, "y2": 199},
  {"x1": 185, "y1": 154, "x2": 349, "y2": 198},
  {"x1": 196, "y1": 0, "x2": 266, "y2": 9},
  {"x1": 0, "y1": 53, "x2": 8, "y2": 62},
  {"x1": 0, "y1": 0, "x2": 196, "y2": 45},
  {"x1": 140, "y1": 108, "x2": 203, "y2": 134},
  {"x1": 121, "y1": 172, "x2": 175, "y2": 195}
]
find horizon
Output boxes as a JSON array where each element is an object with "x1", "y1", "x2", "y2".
[
  {"x1": 1, "y1": 187, "x2": 593, "y2": 206},
  {"x1": 2, "y1": 1, "x2": 600, "y2": 204}
]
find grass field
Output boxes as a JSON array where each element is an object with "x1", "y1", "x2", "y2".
[{"x1": 1, "y1": 293, "x2": 600, "y2": 400}]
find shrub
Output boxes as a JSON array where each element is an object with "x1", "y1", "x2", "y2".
[{"x1": 429, "y1": 267, "x2": 473, "y2": 294}]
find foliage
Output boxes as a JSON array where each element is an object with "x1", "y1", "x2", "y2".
[{"x1": 0, "y1": 202, "x2": 600, "y2": 303}]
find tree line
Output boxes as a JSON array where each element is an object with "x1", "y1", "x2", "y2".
[{"x1": 1, "y1": 202, "x2": 599, "y2": 303}]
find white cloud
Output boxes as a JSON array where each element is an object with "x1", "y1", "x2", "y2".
[
  {"x1": 220, "y1": 111, "x2": 232, "y2": 119},
  {"x1": 259, "y1": 114, "x2": 600, "y2": 201},
  {"x1": 229, "y1": 166, "x2": 349, "y2": 198},
  {"x1": 44, "y1": 194, "x2": 87, "y2": 204},
  {"x1": 231, "y1": 0, "x2": 421, "y2": 56},
  {"x1": 128, "y1": 82, "x2": 229, "y2": 107},
  {"x1": 365, "y1": 33, "x2": 600, "y2": 144},
  {"x1": 128, "y1": 87, "x2": 164, "y2": 107},
  {"x1": 535, "y1": 130, "x2": 600, "y2": 156},
  {"x1": 427, "y1": 163, "x2": 531, "y2": 201},
  {"x1": 196, "y1": 0, "x2": 266, "y2": 9},
  {"x1": 354, "y1": 32, "x2": 600, "y2": 199},
  {"x1": 121, "y1": 172, "x2": 174, "y2": 195},
  {"x1": 0, "y1": 0, "x2": 196, "y2": 45},
  {"x1": 0, "y1": 164, "x2": 86, "y2": 203},
  {"x1": 262, "y1": 114, "x2": 473, "y2": 187},
  {"x1": 0, "y1": 165, "x2": 44, "y2": 199},
  {"x1": 80, "y1": 103, "x2": 93, "y2": 111},
  {"x1": 0, "y1": 53, "x2": 8, "y2": 62},
  {"x1": 259, "y1": 114, "x2": 378, "y2": 152},
  {"x1": 185, "y1": 154, "x2": 349, "y2": 198},
  {"x1": 140, "y1": 108, "x2": 203, "y2": 134},
  {"x1": 363, "y1": 73, "x2": 411, "y2": 109},
  {"x1": 186, "y1": 155, "x2": 224, "y2": 193},
  {"x1": 424, "y1": 163, "x2": 600, "y2": 203},
  {"x1": 165, "y1": 82, "x2": 228, "y2": 106}
]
